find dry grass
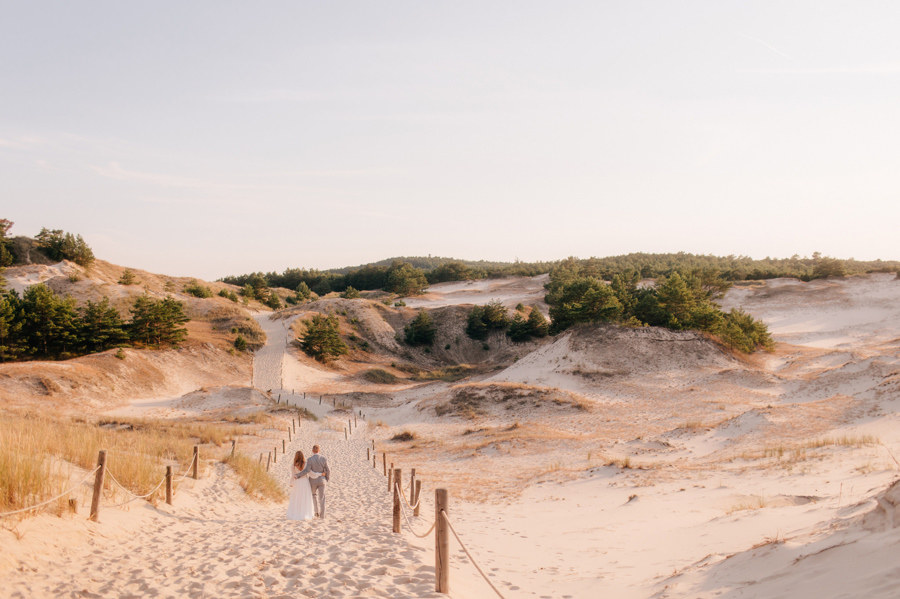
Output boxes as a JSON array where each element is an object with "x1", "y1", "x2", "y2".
[
  {"x1": 727, "y1": 495, "x2": 767, "y2": 514},
  {"x1": 0, "y1": 412, "x2": 251, "y2": 516},
  {"x1": 363, "y1": 369, "x2": 400, "y2": 385},
  {"x1": 221, "y1": 452, "x2": 286, "y2": 502},
  {"x1": 437, "y1": 382, "x2": 590, "y2": 418}
]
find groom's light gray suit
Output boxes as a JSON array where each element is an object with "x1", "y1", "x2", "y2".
[{"x1": 296, "y1": 453, "x2": 330, "y2": 517}]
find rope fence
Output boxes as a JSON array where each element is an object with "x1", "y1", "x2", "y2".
[
  {"x1": 378, "y1": 448, "x2": 510, "y2": 597},
  {"x1": 0, "y1": 466, "x2": 100, "y2": 519},
  {"x1": 0, "y1": 446, "x2": 201, "y2": 522}
]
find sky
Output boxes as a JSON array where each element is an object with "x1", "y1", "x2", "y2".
[{"x1": 2, "y1": 1, "x2": 900, "y2": 280}]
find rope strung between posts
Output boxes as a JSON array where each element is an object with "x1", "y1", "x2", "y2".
[
  {"x1": 0, "y1": 466, "x2": 100, "y2": 518},
  {"x1": 394, "y1": 483, "x2": 435, "y2": 539},
  {"x1": 173, "y1": 453, "x2": 197, "y2": 482},
  {"x1": 397, "y1": 480, "x2": 421, "y2": 511},
  {"x1": 105, "y1": 468, "x2": 167, "y2": 501},
  {"x1": 441, "y1": 510, "x2": 508, "y2": 599}
]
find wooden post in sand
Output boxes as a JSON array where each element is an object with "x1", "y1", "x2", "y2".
[
  {"x1": 288, "y1": 427, "x2": 292, "y2": 442},
  {"x1": 392, "y1": 468, "x2": 402, "y2": 533},
  {"x1": 267, "y1": 452, "x2": 271, "y2": 472},
  {"x1": 388, "y1": 465, "x2": 393, "y2": 492},
  {"x1": 230, "y1": 440, "x2": 236, "y2": 457},
  {"x1": 273, "y1": 446, "x2": 277, "y2": 463},
  {"x1": 367, "y1": 448, "x2": 371, "y2": 462},
  {"x1": 414, "y1": 480, "x2": 422, "y2": 517},
  {"x1": 435, "y1": 489, "x2": 449, "y2": 593},
  {"x1": 344, "y1": 428, "x2": 348, "y2": 441},
  {"x1": 409, "y1": 468, "x2": 417, "y2": 506},
  {"x1": 383, "y1": 453, "x2": 387, "y2": 476},
  {"x1": 166, "y1": 466, "x2": 173, "y2": 505},
  {"x1": 89, "y1": 450, "x2": 107, "y2": 522},
  {"x1": 283, "y1": 439, "x2": 286, "y2": 454},
  {"x1": 192, "y1": 446, "x2": 199, "y2": 480}
]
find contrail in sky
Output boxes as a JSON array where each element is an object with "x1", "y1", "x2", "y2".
[{"x1": 737, "y1": 32, "x2": 795, "y2": 61}]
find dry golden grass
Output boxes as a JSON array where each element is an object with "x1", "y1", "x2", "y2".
[
  {"x1": 0, "y1": 412, "x2": 257, "y2": 516},
  {"x1": 221, "y1": 452, "x2": 286, "y2": 502}
]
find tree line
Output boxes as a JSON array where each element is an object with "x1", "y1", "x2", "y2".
[
  {"x1": 222, "y1": 251, "x2": 898, "y2": 308},
  {"x1": 220, "y1": 258, "x2": 555, "y2": 298},
  {"x1": 0, "y1": 284, "x2": 189, "y2": 362}
]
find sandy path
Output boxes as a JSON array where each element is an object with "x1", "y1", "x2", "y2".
[
  {"x1": 252, "y1": 312, "x2": 288, "y2": 393},
  {"x1": 2, "y1": 424, "x2": 448, "y2": 598}
]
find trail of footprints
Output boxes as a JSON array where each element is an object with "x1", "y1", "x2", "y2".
[{"x1": 6, "y1": 436, "x2": 445, "y2": 598}]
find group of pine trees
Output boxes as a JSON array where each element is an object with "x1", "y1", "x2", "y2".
[
  {"x1": 1, "y1": 220, "x2": 95, "y2": 269},
  {"x1": 465, "y1": 300, "x2": 549, "y2": 343},
  {"x1": 0, "y1": 284, "x2": 189, "y2": 362},
  {"x1": 545, "y1": 268, "x2": 773, "y2": 352}
]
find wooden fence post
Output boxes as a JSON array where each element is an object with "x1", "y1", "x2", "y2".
[
  {"x1": 344, "y1": 428, "x2": 348, "y2": 440},
  {"x1": 274, "y1": 446, "x2": 277, "y2": 463},
  {"x1": 383, "y1": 453, "x2": 387, "y2": 476},
  {"x1": 414, "y1": 480, "x2": 422, "y2": 517},
  {"x1": 436, "y1": 488, "x2": 449, "y2": 594},
  {"x1": 388, "y1": 465, "x2": 393, "y2": 493},
  {"x1": 267, "y1": 452, "x2": 271, "y2": 472},
  {"x1": 166, "y1": 466, "x2": 173, "y2": 505},
  {"x1": 367, "y1": 447, "x2": 371, "y2": 461},
  {"x1": 288, "y1": 427, "x2": 292, "y2": 442},
  {"x1": 283, "y1": 439, "x2": 286, "y2": 453},
  {"x1": 409, "y1": 468, "x2": 416, "y2": 506},
  {"x1": 192, "y1": 446, "x2": 199, "y2": 480},
  {"x1": 393, "y1": 468, "x2": 402, "y2": 533},
  {"x1": 89, "y1": 450, "x2": 107, "y2": 522},
  {"x1": 230, "y1": 440, "x2": 236, "y2": 457}
]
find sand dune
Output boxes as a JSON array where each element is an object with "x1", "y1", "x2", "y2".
[{"x1": 4, "y1": 272, "x2": 900, "y2": 597}]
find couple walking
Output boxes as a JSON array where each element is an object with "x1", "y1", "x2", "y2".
[{"x1": 287, "y1": 444, "x2": 330, "y2": 521}]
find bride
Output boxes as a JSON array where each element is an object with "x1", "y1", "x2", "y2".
[{"x1": 287, "y1": 451, "x2": 316, "y2": 521}]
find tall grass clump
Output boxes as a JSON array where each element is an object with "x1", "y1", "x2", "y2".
[
  {"x1": 222, "y1": 452, "x2": 286, "y2": 501},
  {"x1": 0, "y1": 413, "x2": 235, "y2": 515},
  {"x1": 0, "y1": 419, "x2": 55, "y2": 513}
]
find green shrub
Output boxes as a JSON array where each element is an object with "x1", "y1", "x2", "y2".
[
  {"x1": 404, "y1": 310, "x2": 436, "y2": 346},
  {"x1": 184, "y1": 280, "x2": 213, "y2": 298}
]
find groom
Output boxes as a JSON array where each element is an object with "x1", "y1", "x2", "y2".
[{"x1": 295, "y1": 444, "x2": 330, "y2": 518}]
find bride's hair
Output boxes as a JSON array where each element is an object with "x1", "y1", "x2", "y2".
[{"x1": 293, "y1": 451, "x2": 305, "y2": 470}]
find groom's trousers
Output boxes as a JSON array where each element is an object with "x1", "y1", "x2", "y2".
[{"x1": 309, "y1": 478, "x2": 326, "y2": 517}]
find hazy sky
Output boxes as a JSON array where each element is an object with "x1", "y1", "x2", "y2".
[{"x1": 3, "y1": 2, "x2": 899, "y2": 280}]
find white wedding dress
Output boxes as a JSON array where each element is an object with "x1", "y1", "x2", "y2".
[{"x1": 287, "y1": 467, "x2": 316, "y2": 521}]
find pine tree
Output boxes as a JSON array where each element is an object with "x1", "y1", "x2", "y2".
[
  {"x1": 78, "y1": 297, "x2": 128, "y2": 353},
  {"x1": 404, "y1": 310, "x2": 436, "y2": 346},
  {"x1": 0, "y1": 291, "x2": 22, "y2": 361},
  {"x1": 300, "y1": 314, "x2": 348, "y2": 362},
  {"x1": 20, "y1": 284, "x2": 78, "y2": 358}
]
